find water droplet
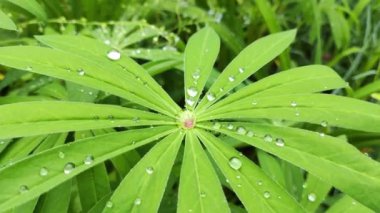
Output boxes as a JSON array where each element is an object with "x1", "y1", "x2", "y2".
[
  {"x1": 228, "y1": 76, "x2": 235, "y2": 82},
  {"x1": 252, "y1": 101, "x2": 258, "y2": 105},
  {"x1": 295, "y1": 111, "x2": 300, "y2": 116},
  {"x1": 40, "y1": 167, "x2": 48, "y2": 176},
  {"x1": 206, "y1": 93, "x2": 215, "y2": 101},
  {"x1": 290, "y1": 101, "x2": 297, "y2": 107},
  {"x1": 237, "y1": 126, "x2": 247, "y2": 135},
  {"x1": 26, "y1": 66, "x2": 33, "y2": 71},
  {"x1": 107, "y1": 50, "x2": 121, "y2": 61},
  {"x1": 321, "y1": 120, "x2": 328, "y2": 127},
  {"x1": 264, "y1": 134, "x2": 273, "y2": 142},
  {"x1": 257, "y1": 180, "x2": 263, "y2": 186},
  {"x1": 187, "y1": 87, "x2": 198, "y2": 97},
  {"x1": 192, "y1": 70, "x2": 200, "y2": 80},
  {"x1": 213, "y1": 122, "x2": 221, "y2": 130},
  {"x1": 63, "y1": 162, "x2": 75, "y2": 174},
  {"x1": 146, "y1": 167, "x2": 154, "y2": 175},
  {"x1": 263, "y1": 191, "x2": 271, "y2": 198},
  {"x1": 77, "y1": 69, "x2": 85, "y2": 76},
  {"x1": 19, "y1": 185, "x2": 29, "y2": 193},
  {"x1": 302, "y1": 183, "x2": 307, "y2": 188},
  {"x1": 236, "y1": 175, "x2": 241, "y2": 179},
  {"x1": 237, "y1": 184, "x2": 242, "y2": 188},
  {"x1": 227, "y1": 123, "x2": 234, "y2": 130},
  {"x1": 275, "y1": 138, "x2": 285, "y2": 147},
  {"x1": 104, "y1": 40, "x2": 111, "y2": 45},
  {"x1": 352, "y1": 201, "x2": 357, "y2": 205},
  {"x1": 308, "y1": 193, "x2": 316, "y2": 202},
  {"x1": 238, "y1": 67, "x2": 245, "y2": 73},
  {"x1": 226, "y1": 179, "x2": 230, "y2": 183},
  {"x1": 134, "y1": 198, "x2": 142, "y2": 206},
  {"x1": 106, "y1": 201, "x2": 113, "y2": 208},
  {"x1": 185, "y1": 99, "x2": 195, "y2": 107},
  {"x1": 247, "y1": 131, "x2": 254, "y2": 137},
  {"x1": 200, "y1": 192, "x2": 206, "y2": 198},
  {"x1": 229, "y1": 157, "x2": 242, "y2": 170},
  {"x1": 84, "y1": 155, "x2": 94, "y2": 165},
  {"x1": 188, "y1": 209, "x2": 193, "y2": 212},
  {"x1": 319, "y1": 132, "x2": 325, "y2": 137},
  {"x1": 58, "y1": 151, "x2": 65, "y2": 159}
]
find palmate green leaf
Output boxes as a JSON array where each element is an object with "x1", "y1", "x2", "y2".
[
  {"x1": 5, "y1": 0, "x2": 47, "y2": 20},
  {"x1": 199, "y1": 94, "x2": 380, "y2": 133},
  {"x1": 177, "y1": 131, "x2": 229, "y2": 213},
  {"x1": 204, "y1": 65, "x2": 347, "y2": 111},
  {"x1": 37, "y1": 180, "x2": 72, "y2": 213},
  {"x1": 0, "y1": 126, "x2": 176, "y2": 211},
  {"x1": 0, "y1": 9, "x2": 16, "y2": 31},
  {"x1": 34, "y1": 35, "x2": 180, "y2": 116},
  {"x1": 199, "y1": 122, "x2": 380, "y2": 211},
  {"x1": 184, "y1": 27, "x2": 220, "y2": 110},
  {"x1": 196, "y1": 129, "x2": 305, "y2": 213},
  {"x1": 103, "y1": 131, "x2": 183, "y2": 213},
  {"x1": 0, "y1": 46, "x2": 177, "y2": 117},
  {"x1": 326, "y1": 195, "x2": 374, "y2": 213},
  {"x1": 0, "y1": 101, "x2": 174, "y2": 139},
  {"x1": 195, "y1": 29, "x2": 297, "y2": 113},
  {"x1": 300, "y1": 174, "x2": 331, "y2": 212}
]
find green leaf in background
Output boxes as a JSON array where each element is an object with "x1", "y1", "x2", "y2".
[
  {"x1": 5, "y1": 0, "x2": 47, "y2": 20},
  {"x1": 0, "y1": 9, "x2": 16, "y2": 31}
]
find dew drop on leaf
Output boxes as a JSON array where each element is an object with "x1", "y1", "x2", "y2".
[
  {"x1": 26, "y1": 66, "x2": 33, "y2": 71},
  {"x1": 263, "y1": 191, "x2": 271, "y2": 198},
  {"x1": 295, "y1": 111, "x2": 300, "y2": 117},
  {"x1": 206, "y1": 93, "x2": 216, "y2": 101},
  {"x1": 77, "y1": 69, "x2": 85, "y2": 76},
  {"x1": 290, "y1": 101, "x2": 297, "y2": 107},
  {"x1": 237, "y1": 184, "x2": 242, "y2": 188},
  {"x1": 107, "y1": 50, "x2": 121, "y2": 61},
  {"x1": 237, "y1": 126, "x2": 247, "y2": 135},
  {"x1": 257, "y1": 180, "x2": 263, "y2": 186},
  {"x1": 308, "y1": 193, "x2": 317, "y2": 202},
  {"x1": 185, "y1": 99, "x2": 195, "y2": 107},
  {"x1": 187, "y1": 87, "x2": 198, "y2": 97},
  {"x1": 228, "y1": 75, "x2": 235, "y2": 82},
  {"x1": 192, "y1": 69, "x2": 200, "y2": 80},
  {"x1": 264, "y1": 134, "x2": 273, "y2": 142},
  {"x1": 238, "y1": 67, "x2": 245, "y2": 73},
  {"x1": 236, "y1": 175, "x2": 241, "y2": 179},
  {"x1": 39, "y1": 167, "x2": 48, "y2": 176},
  {"x1": 134, "y1": 198, "x2": 142, "y2": 206},
  {"x1": 247, "y1": 131, "x2": 254, "y2": 137},
  {"x1": 321, "y1": 120, "x2": 328, "y2": 127},
  {"x1": 275, "y1": 138, "x2": 285, "y2": 147},
  {"x1": 19, "y1": 185, "x2": 29, "y2": 193},
  {"x1": 319, "y1": 132, "x2": 325, "y2": 137},
  {"x1": 146, "y1": 166, "x2": 154, "y2": 175},
  {"x1": 63, "y1": 162, "x2": 75, "y2": 174},
  {"x1": 229, "y1": 157, "x2": 242, "y2": 170},
  {"x1": 213, "y1": 122, "x2": 221, "y2": 130},
  {"x1": 200, "y1": 192, "x2": 206, "y2": 198},
  {"x1": 106, "y1": 201, "x2": 113, "y2": 208},
  {"x1": 227, "y1": 123, "x2": 234, "y2": 130},
  {"x1": 252, "y1": 100, "x2": 258, "y2": 105},
  {"x1": 58, "y1": 151, "x2": 65, "y2": 159},
  {"x1": 84, "y1": 155, "x2": 94, "y2": 165}
]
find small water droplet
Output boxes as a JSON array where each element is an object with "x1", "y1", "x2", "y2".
[
  {"x1": 252, "y1": 101, "x2": 258, "y2": 105},
  {"x1": 228, "y1": 76, "x2": 235, "y2": 82},
  {"x1": 237, "y1": 184, "x2": 242, "y2": 187},
  {"x1": 290, "y1": 101, "x2": 297, "y2": 107},
  {"x1": 206, "y1": 93, "x2": 215, "y2": 101},
  {"x1": 187, "y1": 87, "x2": 198, "y2": 97},
  {"x1": 352, "y1": 201, "x2": 357, "y2": 205},
  {"x1": 213, "y1": 122, "x2": 221, "y2": 130},
  {"x1": 257, "y1": 180, "x2": 263, "y2": 186},
  {"x1": 238, "y1": 67, "x2": 245, "y2": 73},
  {"x1": 319, "y1": 132, "x2": 325, "y2": 137},
  {"x1": 58, "y1": 151, "x2": 65, "y2": 159},
  {"x1": 264, "y1": 134, "x2": 273, "y2": 142},
  {"x1": 26, "y1": 66, "x2": 33, "y2": 71},
  {"x1": 106, "y1": 201, "x2": 113, "y2": 208},
  {"x1": 321, "y1": 120, "x2": 328, "y2": 127},
  {"x1": 200, "y1": 192, "x2": 206, "y2": 198},
  {"x1": 134, "y1": 198, "x2": 142, "y2": 206},
  {"x1": 229, "y1": 157, "x2": 242, "y2": 170},
  {"x1": 302, "y1": 183, "x2": 307, "y2": 188},
  {"x1": 84, "y1": 155, "x2": 94, "y2": 165},
  {"x1": 236, "y1": 175, "x2": 241, "y2": 179},
  {"x1": 295, "y1": 111, "x2": 300, "y2": 116},
  {"x1": 275, "y1": 138, "x2": 285, "y2": 147},
  {"x1": 226, "y1": 179, "x2": 230, "y2": 183},
  {"x1": 104, "y1": 40, "x2": 111, "y2": 45},
  {"x1": 227, "y1": 123, "x2": 234, "y2": 130},
  {"x1": 19, "y1": 185, "x2": 29, "y2": 193},
  {"x1": 237, "y1": 126, "x2": 247, "y2": 135},
  {"x1": 308, "y1": 193, "x2": 316, "y2": 202},
  {"x1": 263, "y1": 191, "x2": 271, "y2": 198},
  {"x1": 246, "y1": 131, "x2": 254, "y2": 137},
  {"x1": 63, "y1": 162, "x2": 75, "y2": 174},
  {"x1": 146, "y1": 167, "x2": 154, "y2": 175},
  {"x1": 107, "y1": 50, "x2": 121, "y2": 61},
  {"x1": 40, "y1": 167, "x2": 48, "y2": 176},
  {"x1": 185, "y1": 99, "x2": 195, "y2": 107},
  {"x1": 188, "y1": 209, "x2": 193, "y2": 212},
  {"x1": 192, "y1": 70, "x2": 200, "y2": 80},
  {"x1": 77, "y1": 69, "x2": 85, "y2": 76}
]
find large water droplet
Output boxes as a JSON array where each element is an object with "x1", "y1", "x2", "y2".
[
  {"x1": 275, "y1": 138, "x2": 285, "y2": 147},
  {"x1": 228, "y1": 76, "x2": 235, "y2": 82},
  {"x1": 77, "y1": 69, "x2": 85, "y2": 76},
  {"x1": 238, "y1": 67, "x2": 245, "y2": 73},
  {"x1": 237, "y1": 126, "x2": 247, "y2": 135},
  {"x1": 229, "y1": 157, "x2": 242, "y2": 170},
  {"x1": 206, "y1": 93, "x2": 215, "y2": 101},
  {"x1": 146, "y1": 167, "x2": 154, "y2": 175},
  {"x1": 264, "y1": 134, "x2": 273, "y2": 142},
  {"x1": 263, "y1": 191, "x2": 271, "y2": 198},
  {"x1": 19, "y1": 185, "x2": 29, "y2": 193},
  {"x1": 213, "y1": 122, "x2": 221, "y2": 130},
  {"x1": 40, "y1": 167, "x2": 48, "y2": 176},
  {"x1": 308, "y1": 193, "x2": 316, "y2": 202},
  {"x1": 106, "y1": 201, "x2": 113, "y2": 208},
  {"x1": 84, "y1": 155, "x2": 94, "y2": 165},
  {"x1": 290, "y1": 101, "x2": 297, "y2": 107},
  {"x1": 321, "y1": 120, "x2": 328, "y2": 127},
  {"x1": 63, "y1": 162, "x2": 75, "y2": 174},
  {"x1": 187, "y1": 87, "x2": 198, "y2": 97},
  {"x1": 134, "y1": 198, "x2": 142, "y2": 206},
  {"x1": 247, "y1": 131, "x2": 254, "y2": 137},
  {"x1": 58, "y1": 151, "x2": 65, "y2": 159},
  {"x1": 107, "y1": 50, "x2": 121, "y2": 61}
]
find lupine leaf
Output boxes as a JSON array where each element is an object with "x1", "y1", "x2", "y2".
[
  {"x1": 0, "y1": 9, "x2": 17, "y2": 31},
  {"x1": 5, "y1": 0, "x2": 47, "y2": 20}
]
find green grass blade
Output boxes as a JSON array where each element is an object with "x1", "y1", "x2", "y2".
[
  {"x1": 5, "y1": 0, "x2": 47, "y2": 20},
  {"x1": 184, "y1": 27, "x2": 220, "y2": 110},
  {"x1": 0, "y1": 101, "x2": 174, "y2": 139},
  {"x1": 196, "y1": 30, "x2": 296, "y2": 113},
  {"x1": 196, "y1": 129, "x2": 305, "y2": 213},
  {"x1": 0, "y1": 9, "x2": 17, "y2": 31},
  {"x1": 103, "y1": 131, "x2": 184, "y2": 213},
  {"x1": 200, "y1": 122, "x2": 380, "y2": 211},
  {"x1": 0, "y1": 126, "x2": 176, "y2": 211},
  {"x1": 203, "y1": 65, "x2": 347, "y2": 113},
  {"x1": 35, "y1": 35, "x2": 181, "y2": 116},
  {"x1": 199, "y1": 94, "x2": 380, "y2": 133},
  {"x1": 177, "y1": 131, "x2": 229, "y2": 213}
]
